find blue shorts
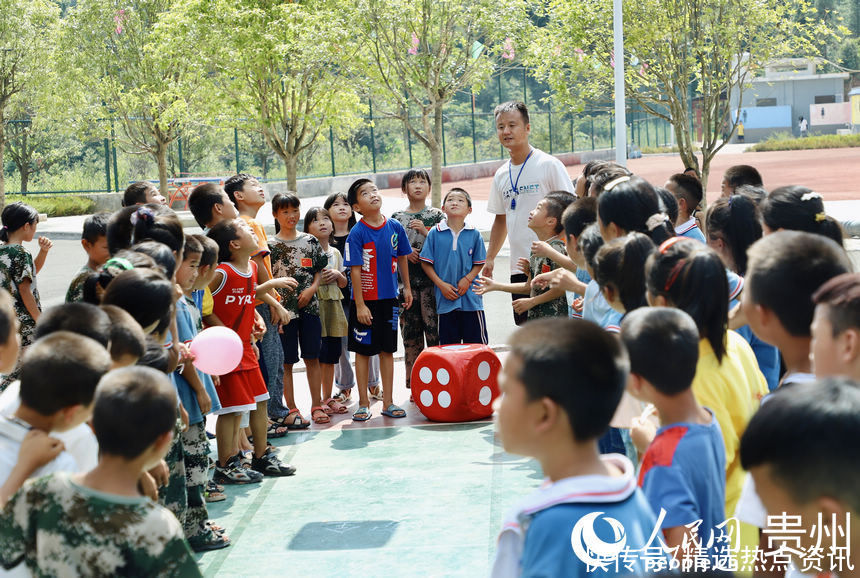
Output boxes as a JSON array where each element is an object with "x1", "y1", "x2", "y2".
[
  {"x1": 280, "y1": 311, "x2": 322, "y2": 364},
  {"x1": 438, "y1": 310, "x2": 488, "y2": 346}
]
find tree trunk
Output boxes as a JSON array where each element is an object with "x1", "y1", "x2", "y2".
[
  {"x1": 430, "y1": 104, "x2": 443, "y2": 208},
  {"x1": 0, "y1": 114, "x2": 6, "y2": 208},
  {"x1": 286, "y1": 153, "x2": 298, "y2": 193},
  {"x1": 155, "y1": 140, "x2": 169, "y2": 198},
  {"x1": 19, "y1": 166, "x2": 28, "y2": 194}
]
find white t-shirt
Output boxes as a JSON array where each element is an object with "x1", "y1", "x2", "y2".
[
  {"x1": 0, "y1": 414, "x2": 79, "y2": 488},
  {"x1": 487, "y1": 148, "x2": 573, "y2": 273}
]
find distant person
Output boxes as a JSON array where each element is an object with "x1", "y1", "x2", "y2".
[
  {"x1": 720, "y1": 164, "x2": 763, "y2": 197},
  {"x1": 736, "y1": 121, "x2": 745, "y2": 143},
  {"x1": 799, "y1": 116, "x2": 808, "y2": 137},
  {"x1": 485, "y1": 101, "x2": 574, "y2": 325}
]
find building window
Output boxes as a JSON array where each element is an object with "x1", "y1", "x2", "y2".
[
  {"x1": 756, "y1": 98, "x2": 777, "y2": 107},
  {"x1": 814, "y1": 95, "x2": 836, "y2": 104}
]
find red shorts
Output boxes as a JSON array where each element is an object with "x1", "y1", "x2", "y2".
[{"x1": 213, "y1": 366, "x2": 269, "y2": 415}]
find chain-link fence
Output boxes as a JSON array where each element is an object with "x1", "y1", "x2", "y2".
[{"x1": 2, "y1": 68, "x2": 675, "y2": 195}]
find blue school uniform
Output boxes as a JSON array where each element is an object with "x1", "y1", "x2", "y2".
[
  {"x1": 173, "y1": 297, "x2": 221, "y2": 424},
  {"x1": 638, "y1": 410, "x2": 727, "y2": 562},
  {"x1": 419, "y1": 221, "x2": 486, "y2": 314},
  {"x1": 676, "y1": 218, "x2": 707, "y2": 244}
]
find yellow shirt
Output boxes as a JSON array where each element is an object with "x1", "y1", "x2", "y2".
[
  {"x1": 202, "y1": 286, "x2": 214, "y2": 316},
  {"x1": 692, "y1": 330, "x2": 768, "y2": 516}
]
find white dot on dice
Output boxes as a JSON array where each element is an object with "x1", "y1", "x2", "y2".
[
  {"x1": 437, "y1": 368, "x2": 450, "y2": 386},
  {"x1": 420, "y1": 390, "x2": 434, "y2": 407},
  {"x1": 477, "y1": 361, "x2": 491, "y2": 381},
  {"x1": 479, "y1": 386, "x2": 492, "y2": 406},
  {"x1": 438, "y1": 391, "x2": 451, "y2": 408},
  {"x1": 419, "y1": 367, "x2": 433, "y2": 384}
]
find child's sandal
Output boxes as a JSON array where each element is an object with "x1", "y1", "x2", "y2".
[
  {"x1": 277, "y1": 408, "x2": 310, "y2": 430},
  {"x1": 324, "y1": 397, "x2": 348, "y2": 414}
]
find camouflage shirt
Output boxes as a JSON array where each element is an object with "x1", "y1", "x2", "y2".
[
  {"x1": 268, "y1": 233, "x2": 327, "y2": 319},
  {"x1": 390, "y1": 207, "x2": 444, "y2": 290},
  {"x1": 0, "y1": 472, "x2": 201, "y2": 577},
  {"x1": 527, "y1": 237, "x2": 569, "y2": 320},
  {"x1": 0, "y1": 243, "x2": 40, "y2": 345},
  {"x1": 65, "y1": 265, "x2": 93, "y2": 303}
]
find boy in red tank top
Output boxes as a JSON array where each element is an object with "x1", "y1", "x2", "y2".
[{"x1": 206, "y1": 219, "x2": 297, "y2": 483}]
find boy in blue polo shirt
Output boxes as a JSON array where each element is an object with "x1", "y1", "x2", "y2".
[
  {"x1": 420, "y1": 188, "x2": 487, "y2": 345},
  {"x1": 344, "y1": 178, "x2": 413, "y2": 422}
]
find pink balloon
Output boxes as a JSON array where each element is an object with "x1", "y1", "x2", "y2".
[{"x1": 190, "y1": 327, "x2": 243, "y2": 376}]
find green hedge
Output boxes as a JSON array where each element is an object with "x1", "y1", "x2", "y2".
[
  {"x1": 5, "y1": 195, "x2": 95, "y2": 217},
  {"x1": 750, "y1": 132, "x2": 860, "y2": 152}
]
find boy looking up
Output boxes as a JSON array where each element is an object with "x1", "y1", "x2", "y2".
[
  {"x1": 65, "y1": 212, "x2": 111, "y2": 303},
  {"x1": 492, "y1": 318, "x2": 657, "y2": 577},
  {"x1": 0, "y1": 366, "x2": 202, "y2": 577},
  {"x1": 476, "y1": 197, "x2": 568, "y2": 320},
  {"x1": 391, "y1": 169, "x2": 444, "y2": 390},
  {"x1": 344, "y1": 179, "x2": 413, "y2": 421},
  {"x1": 420, "y1": 188, "x2": 487, "y2": 345},
  {"x1": 622, "y1": 307, "x2": 727, "y2": 567},
  {"x1": 740, "y1": 378, "x2": 860, "y2": 578},
  {"x1": 665, "y1": 174, "x2": 705, "y2": 243}
]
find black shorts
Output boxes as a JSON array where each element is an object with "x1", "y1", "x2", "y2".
[
  {"x1": 280, "y1": 311, "x2": 322, "y2": 364},
  {"x1": 319, "y1": 336, "x2": 342, "y2": 365},
  {"x1": 348, "y1": 299, "x2": 399, "y2": 356},
  {"x1": 511, "y1": 273, "x2": 529, "y2": 326}
]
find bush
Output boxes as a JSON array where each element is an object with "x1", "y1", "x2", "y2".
[
  {"x1": 4, "y1": 194, "x2": 95, "y2": 217},
  {"x1": 749, "y1": 132, "x2": 860, "y2": 152},
  {"x1": 640, "y1": 145, "x2": 680, "y2": 154}
]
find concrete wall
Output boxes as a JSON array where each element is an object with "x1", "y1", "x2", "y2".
[{"x1": 263, "y1": 148, "x2": 617, "y2": 198}]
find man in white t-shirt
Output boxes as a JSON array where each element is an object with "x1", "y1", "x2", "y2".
[{"x1": 483, "y1": 101, "x2": 574, "y2": 325}]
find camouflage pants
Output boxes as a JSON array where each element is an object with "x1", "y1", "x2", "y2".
[
  {"x1": 158, "y1": 420, "x2": 187, "y2": 531},
  {"x1": 180, "y1": 421, "x2": 211, "y2": 540},
  {"x1": 399, "y1": 285, "x2": 439, "y2": 388}
]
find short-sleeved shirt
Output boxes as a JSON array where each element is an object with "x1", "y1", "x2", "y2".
[
  {"x1": 0, "y1": 244, "x2": 40, "y2": 345},
  {"x1": 419, "y1": 221, "x2": 486, "y2": 314},
  {"x1": 0, "y1": 415, "x2": 79, "y2": 488},
  {"x1": 240, "y1": 215, "x2": 279, "y2": 306},
  {"x1": 65, "y1": 265, "x2": 93, "y2": 303},
  {"x1": 675, "y1": 218, "x2": 707, "y2": 243},
  {"x1": 638, "y1": 410, "x2": 727, "y2": 559},
  {"x1": 211, "y1": 261, "x2": 259, "y2": 371},
  {"x1": 173, "y1": 297, "x2": 221, "y2": 424},
  {"x1": 344, "y1": 217, "x2": 412, "y2": 302},
  {"x1": 487, "y1": 147, "x2": 574, "y2": 272},
  {"x1": 331, "y1": 234, "x2": 351, "y2": 300},
  {"x1": 268, "y1": 233, "x2": 326, "y2": 318},
  {"x1": 390, "y1": 206, "x2": 444, "y2": 290},
  {"x1": 582, "y1": 279, "x2": 614, "y2": 325},
  {"x1": 0, "y1": 472, "x2": 201, "y2": 577},
  {"x1": 527, "y1": 237, "x2": 569, "y2": 320}
]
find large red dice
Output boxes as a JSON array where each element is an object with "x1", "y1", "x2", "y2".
[{"x1": 411, "y1": 344, "x2": 501, "y2": 422}]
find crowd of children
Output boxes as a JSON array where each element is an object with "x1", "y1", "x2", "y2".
[{"x1": 0, "y1": 99, "x2": 858, "y2": 576}]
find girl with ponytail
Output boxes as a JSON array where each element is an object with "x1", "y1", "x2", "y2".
[{"x1": 760, "y1": 186, "x2": 844, "y2": 247}]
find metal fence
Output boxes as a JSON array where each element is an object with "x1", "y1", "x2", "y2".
[{"x1": 2, "y1": 68, "x2": 675, "y2": 195}]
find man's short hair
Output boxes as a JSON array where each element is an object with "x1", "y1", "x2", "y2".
[
  {"x1": 100, "y1": 305, "x2": 147, "y2": 363},
  {"x1": 509, "y1": 318, "x2": 629, "y2": 442},
  {"x1": 746, "y1": 231, "x2": 851, "y2": 337},
  {"x1": 740, "y1": 377, "x2": 860, "y2": 514},
  {"x1": 223, "y1": 173, "x2": 255, "y2": 206},
  {"x1": 621, "y1": 307, "x2": 699, "y2": 396},
  {"x1": 82, "y1": 212, "x2": 110, "y2": 244},
  {"x1": 188, "y1": 183, "x2": 225, "y2": 229},
  {"x1": 561, "y1": 197, "x2": 597, "y2": 239},
  {"x1": 19, "y1": 332, "x2": 112, "y2": 416},
  {"x1": 92, "y1": 366, "x2": 178, "y2": 460},
  {"x1": 668, "y1": 173, "x2": 703, "y2": 209},
  {"x1": 723, "y1": 165, "x2": 763, "y2": 191},
  {"x1": 812, "y1": 273, "x2": 860, "y2": 337},
  {"x1": 493, "y1": 101, "x2": 529, "y2": 124},
  {"x1": 35, "y1": 303, "x2": 111, "y2": 348}
]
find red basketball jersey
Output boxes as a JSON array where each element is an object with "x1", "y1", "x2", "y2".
[{"x1": 211, "y1": 261, "x2": 258, "y2": 371}]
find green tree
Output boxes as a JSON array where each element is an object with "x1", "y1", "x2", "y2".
[
  {"x1": 0, "y1": 0, "x2": 59, "y2": 205},
  {"x1": 182, "y1": 0, "x2": 365, "y2": 192},
  {"x1": 63, "y1": 0, "x2": 207, "y2": 195},
  {"x1": 356, "y1": 0, "x2": 527, "y2": 206},
  {"x1": 526, "y1": 0, "x2": 844, "y2": 191}
]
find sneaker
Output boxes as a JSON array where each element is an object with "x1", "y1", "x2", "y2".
[
  {"x1": 188, "y1": 527, "x2": 230, "y2": 552},
  {"x1": 213, "y1": 456, "x2": 263, "y2": 485},
  {"x1": 251, "y1": 448, "x2": 296, "y2": 477}
]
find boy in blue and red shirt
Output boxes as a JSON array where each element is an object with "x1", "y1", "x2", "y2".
[
  {"x1": 621, "y1": 307, "x2": 727, "y2": 568},
  {"x1": 344, "y1": 178, "x2": 412, "y2": 422}
]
